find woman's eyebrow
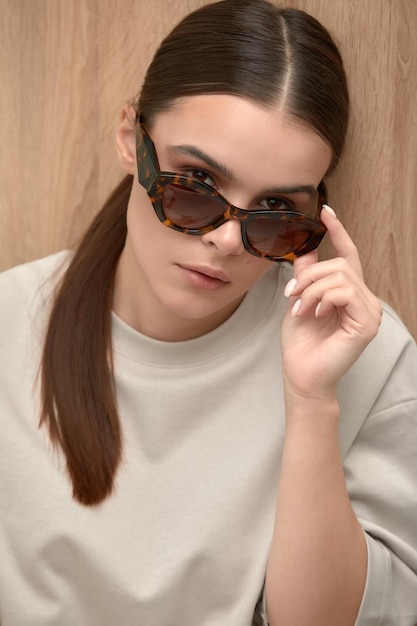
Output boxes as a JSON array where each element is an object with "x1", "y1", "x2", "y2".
[
  {"x1": 168, "y1": 144, "x2": 237, "y2": 181},
  {"x1": 168, "y1": 144, "x2": 317, "y2": 197},
  {"x1": 264, "y1": 184, "x2": 317, "y2": 197}
]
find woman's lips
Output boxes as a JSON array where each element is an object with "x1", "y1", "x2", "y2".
[{"x1": 177, "y1": 264, "x2": 231, "y2": 290}]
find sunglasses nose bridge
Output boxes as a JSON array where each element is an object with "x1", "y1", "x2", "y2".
[{"x1": 223, "y1": 205, "x2": 248, "y2": 224}]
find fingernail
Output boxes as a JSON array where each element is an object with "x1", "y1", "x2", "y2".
[
  {"x1": 322, "y1": 204, "x2": 336, "y2": 218},
  {"x1": 291, "y1": 299, "x2": 302, "y2": 317},
  {"x1": 284, "y1": 278, "x2": 297, "y2": 298},
  {"x1": 315, "y1": 302, "x2": 321, "y2": 317}
]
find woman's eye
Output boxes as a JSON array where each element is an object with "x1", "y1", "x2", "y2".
[
  {"x1": 260, "y1": 197, "x2": 293, "y2": 211},
  {"x1": 186, "y1": 169, "x2": 216, "y2": 187}
]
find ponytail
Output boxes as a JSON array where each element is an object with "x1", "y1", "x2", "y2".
[{"x1": 40, "y1": 175, "x2": 132, "y2": 505}]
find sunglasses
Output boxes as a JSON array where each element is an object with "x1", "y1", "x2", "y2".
[{"x1": 136, "y1": 121, "x2": 328, "y2": 262}]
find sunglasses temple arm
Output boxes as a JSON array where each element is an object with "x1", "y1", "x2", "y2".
[{"x1": 136, "y1": 124, "x2": 161, "y2": 190}]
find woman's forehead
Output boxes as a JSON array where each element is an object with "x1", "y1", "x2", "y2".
[{"x1": 149, "y1": 94, "x2": 333, "y2": 186}]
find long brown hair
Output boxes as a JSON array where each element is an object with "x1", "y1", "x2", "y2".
[{"x1": 40, "y1": 0, "x2": 349, "y2": 505}]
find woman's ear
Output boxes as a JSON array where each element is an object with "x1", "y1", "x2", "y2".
[{"x1": 116, "y1": 103, "x2": 137, "y2": 174}]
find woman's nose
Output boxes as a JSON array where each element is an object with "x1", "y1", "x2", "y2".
[{"x1": 200, "y1": 218, "x2": 244, "y2": 256}]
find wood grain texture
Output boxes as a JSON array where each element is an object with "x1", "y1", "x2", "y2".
[{"x1": 1, "y1": 0, "x2": 416, "y2": 338}]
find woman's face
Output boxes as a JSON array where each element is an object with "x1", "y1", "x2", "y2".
[{"x1": 114, "y1": 94, "x2": 332, "y2": 341}]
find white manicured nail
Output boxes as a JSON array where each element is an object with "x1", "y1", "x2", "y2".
[
  {"x1": 284, "y1": 278, "x2": 297, "y2": 298},
  {"x1": 322, "y1": 204, "x2": 336, "y2": 218},
  {"x1": 291, "y1": 299, "x2": 302, "y2": 317}
]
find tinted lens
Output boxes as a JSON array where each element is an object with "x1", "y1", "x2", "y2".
[
  {"x1": 162, "y1": 183, "x2": 223, "y2": 229},
  {"x1": 246, "y1": 216, "x2": 320, "y2": 258}
]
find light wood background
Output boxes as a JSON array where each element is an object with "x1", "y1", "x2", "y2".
[{"x1": 1, "y1": 0, "x2": 416, "y2": 339}]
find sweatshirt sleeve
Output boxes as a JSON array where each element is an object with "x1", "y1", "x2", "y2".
[{"x1": 343, "y1": 313, "x2": 417, "y2": 625}]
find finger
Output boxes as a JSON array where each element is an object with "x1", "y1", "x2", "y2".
[
  {"x1": 292, "y1": 248, "x2": 318, "y2": 278},
  {"x1": 289, "y1": 271, "x2": 356, "y2": 316},
  {"x1": 284, "y1": 249, "x2": 318, "y2": 299},
  {"x1": 288, "y1": 263, "x2": 382, "y2": 325},
  {"x1": 320, "y1": 205, "x2": 363, "y2": 279},
  {"x1": 316, "y1": 289, "x2": 383, "y2": 326},
  {"x1": 285, "y1": 257, "x2": 360, "y2": 300},
  {"x1": 283, "y1": 250, "x2": 317, "y2": 302},
  {"x1": 291, "y1": 281, "x2": 379, "y2": 333},
  {"x1": 315, "y1": 287, "x2": 382, "y2": 340},
  {"x1": 314, "y1": 281, "x2": 383, "y2": 327}
]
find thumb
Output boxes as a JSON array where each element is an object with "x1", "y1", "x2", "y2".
[{"x1": 292, "y1": 249, "x2": 318, "y2": 279}]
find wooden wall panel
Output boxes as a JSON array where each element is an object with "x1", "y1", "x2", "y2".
[{"x1": 1, "y1": 0, "x2": 416, "y2": 339}]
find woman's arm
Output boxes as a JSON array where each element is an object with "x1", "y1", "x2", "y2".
[
  {"x1": 265, "y1": 206, "x2": 382, "y2": 625},
  {"x1": 265, "y1": 396, "x2": 367, "y2": 625}
]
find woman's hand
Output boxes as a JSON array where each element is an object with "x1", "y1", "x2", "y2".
[{"x1": 281, "y1": 205, "x2": 383, "y2": 401}]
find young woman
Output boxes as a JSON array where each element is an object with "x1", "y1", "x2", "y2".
[{"x1": 0, "y1": 1, "x2": 416, "y2": 625}]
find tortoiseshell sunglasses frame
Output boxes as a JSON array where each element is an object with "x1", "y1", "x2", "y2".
[{"x1": 135, "y1": 118, "x2": 328, "y2": 262}]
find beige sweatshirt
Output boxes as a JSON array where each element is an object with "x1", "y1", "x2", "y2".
[{"x1": 0, "y1": 252, "x2": 416, "y2": 625}]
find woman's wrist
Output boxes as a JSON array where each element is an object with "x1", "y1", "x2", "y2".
[{"x1": 283, "y1": 382, "x2": 340, "y2": 429}]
